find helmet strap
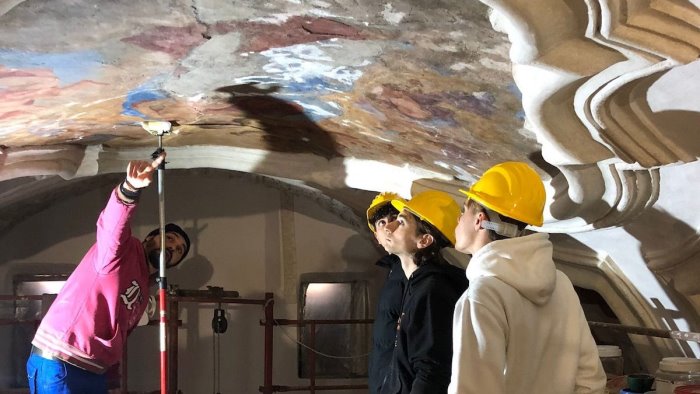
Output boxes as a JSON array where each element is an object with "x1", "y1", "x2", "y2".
[{"x1": 481, "y1": 208, "x2": 521, "y2": 238}]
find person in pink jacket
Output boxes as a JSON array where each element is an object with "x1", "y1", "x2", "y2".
[{"x1": 26, "y1": 152, "x2": 191, "y2": 394}]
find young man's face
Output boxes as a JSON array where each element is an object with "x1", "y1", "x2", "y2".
[
  {"x1": 373, "y1": 213, "x2": 398, "y2": 253},
  {"x1": 382, "y1": 209, "x2": 424, "y2": 256},
  {"x1": 454, "y1": 200, "x2": 479, "y2": 254}
]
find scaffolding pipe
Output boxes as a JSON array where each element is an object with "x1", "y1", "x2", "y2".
[
  {"x1": 263, "y1": 293, "x2": 275, "y2": 394},
  {"x1": 161, "y1": 289, "x2": 271, "y2": 394},
  {"x1": 588, "y1": 321, "x2": 700, "y2": 343}
]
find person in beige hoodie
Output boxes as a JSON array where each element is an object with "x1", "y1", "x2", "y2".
[{"x1": 448, "y1": 162, "x2": 606, "y2": 394}]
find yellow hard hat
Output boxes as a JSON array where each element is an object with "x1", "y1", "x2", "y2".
[
  {"x1": 391, "y1": 190, "x2": 460, "y2": 246},
  {"x1": 366, "y1": 192, "x2": 405, "y2": 232},
  {"x1": 459, "y1": 161, "x2": 545, "y2": 227}
]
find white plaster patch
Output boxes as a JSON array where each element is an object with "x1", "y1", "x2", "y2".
[
  {"x1": 481, "y1": 42, "x2": 511, "y2": 56},
  {"x1": 450, "y1": 165, "x2": 479, "y2": 184},
  {"x1": 309, "y1": 9, "x2": 335, "y2": 17},
  {"x1": 194, "y1": 1, "x2": 260, "y2": 24},
  {"x1": 479, "y1": 57, "x2": 511, "y2": 72},
  {"x1": 422, "y1": 42, "x2": 459, "y2": 53},
  {"x1": 188, "y1": 94, "x2": 205, "y2": 102},
  {"x1": 472, "y1": 91, "x2": 490, "y2": 100},
  {"x1": 250, "y1": 14, "x2": 293, "y2": 24},
  {"x1": 487, "y1": 8, "x2": 509, "y2": 35},
  {"x1": 434, "y1": 161, "x2": 451, "y2": 170},
  {"x1": 450, "y1": 62, "x2": 470, "y2": 71},
  {"x1": 310, "y1": 0, "x2": 331, "y2": 8},
  {"x1": 291, "y1": 100, "x2": 339, "y2": 118},
  {"x1": 382, "y1": 3, "x2": 406, "y2": 25},
  {"x1": 359, "y1": 131, "x2": 393, "y2": 143},
  {"x1": 517, "y1": 127, "x2": 537, "y2": 141}
]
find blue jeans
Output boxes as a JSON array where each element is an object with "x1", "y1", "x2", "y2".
[{"x1": 26, "y1": 353, "x2": 107, "y2": 394}]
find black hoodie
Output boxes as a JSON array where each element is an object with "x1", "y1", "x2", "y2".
[
  {"x1": 380, "y1": 260, "x2": 468, "y2": 394},
  {"x1": 369, "y1": 254, "x2": 406, "y2": 394}
]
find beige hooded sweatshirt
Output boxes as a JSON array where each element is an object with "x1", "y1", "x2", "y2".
[{"x1": 448, "y1": 233, "x2": 606, "y2": 394}]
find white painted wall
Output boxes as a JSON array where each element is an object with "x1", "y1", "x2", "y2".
[{"x1": 0, "y1": 170, "x2": 384, "y2": 393}]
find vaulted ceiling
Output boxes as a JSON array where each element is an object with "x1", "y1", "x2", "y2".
[{"x1": 1, "y1": 0, "x2": 700, "y2": 348}]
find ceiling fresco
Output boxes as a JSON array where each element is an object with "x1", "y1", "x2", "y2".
[{"x1": 0, "y1": 0, "x2": 536, "y2": 188}]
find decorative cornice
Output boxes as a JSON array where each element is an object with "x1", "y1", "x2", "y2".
[{"x1": 480, "y1": 0, "x2": 698, "y2": 230}]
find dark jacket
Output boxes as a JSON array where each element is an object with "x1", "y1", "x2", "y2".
[
  {"x1": 380, "y1": 260, "x2": 468, "y2": 394},
  {"x1": 369, "y1": 254, "x2": 406, "y2": 394}
]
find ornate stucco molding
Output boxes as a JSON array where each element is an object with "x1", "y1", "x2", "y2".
[{"x1": 481, "y1": 0, "x2": 699, "y2": 230}]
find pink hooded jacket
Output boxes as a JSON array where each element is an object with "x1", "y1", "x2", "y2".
[{"x1": 32, "y1": 188, "x2": 150, "y2": 373}]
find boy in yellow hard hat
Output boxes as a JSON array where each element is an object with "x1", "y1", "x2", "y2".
[
  {"x1": 380, "y1": 190, "x2": 468, "y2": 394},
  {"x1": 366, "y1": 192, "x2": 406, "y2": 394},
  {"x1": 448, "y1": 162, "x2": 605, "y2": 394}
]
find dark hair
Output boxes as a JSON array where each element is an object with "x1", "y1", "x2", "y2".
[
  {"x1": 369, "y1": 203, "x2": 399, "y2": 228},
  {"x1": 409, "y1": 213, "x2": 451, "y2": 266},
  {"x1": 147, "y1": 223, "x2": 191, "y2": 262},
  {"x1": 465, "y1": 199, "x2": 526, "y2": 241}
]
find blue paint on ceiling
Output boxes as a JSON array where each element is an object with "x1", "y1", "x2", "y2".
[
  {"x1": 122, "y1": 79, "x2": 168, "y2": 118},
  {"x1": 0, "y1": 49, "x2": 102, "y2": 86}
]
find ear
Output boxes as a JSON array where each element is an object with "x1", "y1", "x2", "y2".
[
  {"x1": 416, "y1": 233, "x2": 434, "y2": 250},
  {"x1": 474, "y1": 211, "x2": 487, "y2": 230}
]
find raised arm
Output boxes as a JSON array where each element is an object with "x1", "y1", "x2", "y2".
[
  {"x1": 95, "y1": 152, "x2": 166, "y2": 273},
  {"x1": 117, "y1": 152, "x2": 165, "y2": 203}
]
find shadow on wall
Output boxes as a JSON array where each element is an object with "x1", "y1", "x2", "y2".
[
  {"x1": 647, "y1": 110, "x2": 700, "y2": 159},
  {"x1": 0, "y1": 174, "x2": 123, "y2": 263},
  {"x1": 340, "y1": 233, "x2": 384, "y2": 272},
  {"x1": 166, "y1": 219, "x2": 214, "y2": 289},
  {"x1": 623, "y1": 207, "x2": 700, "y2": 356}
]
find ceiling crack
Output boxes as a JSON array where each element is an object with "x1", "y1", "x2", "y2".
[{"x1": 190, "y1": 1, "x2": 212, "y2": 40}]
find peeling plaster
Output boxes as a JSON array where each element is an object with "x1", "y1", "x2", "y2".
[{"x1": 381, "y1": 3, "x2": 406, "y2": 25}]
